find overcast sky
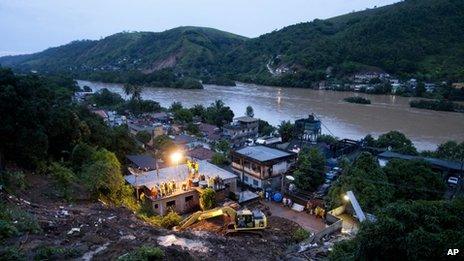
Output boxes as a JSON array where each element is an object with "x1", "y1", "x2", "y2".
[{"x1": 0, "y1": 0, "x2": 399, "y2": 56}]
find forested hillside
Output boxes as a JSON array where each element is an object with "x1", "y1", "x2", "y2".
[
  {"x1": 225, "y1": 0, "x2": 464, "y2": 86},
  {"x1": 1, "y1": 0, "x2": 463, "y2": 87}
]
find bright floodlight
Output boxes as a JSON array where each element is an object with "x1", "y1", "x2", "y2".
[
  {"x1": 343, "y1": 194, "x2": 350, "y2": 201},
  {"x1": 170, "y1": 151, "x2": 182, "y2": 164}
]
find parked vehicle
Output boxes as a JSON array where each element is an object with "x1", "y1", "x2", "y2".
[
  {"x1": 447, "y1": 176, "x2": 459, "y2": 186},
  {"x1": 325, "y1": 171, "x2": 337, "y2": 181},
  {"x1": 315, "y1": 183, "x2": 331, "y2": 198}
]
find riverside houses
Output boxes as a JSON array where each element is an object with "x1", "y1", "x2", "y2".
[
  {"x1": 223, "y1": 116, "x2": 259, "y2": 148},
  {"x1": 231, "y1": 146, "x2": 297, "y2": 190}
]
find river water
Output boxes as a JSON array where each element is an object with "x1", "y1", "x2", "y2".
[{"x1": 78, "y1": 80, "x2": 464, "y2": 151}]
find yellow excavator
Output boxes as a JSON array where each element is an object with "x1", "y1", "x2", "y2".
[{"x1": 175, "y1": 206, "x2": 267, "y2": 234}]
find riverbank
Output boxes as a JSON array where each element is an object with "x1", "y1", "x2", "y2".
[
  {"x1": 410, "y1": 99, "x2": 464, "y2": 113},
  {"x1": 77, "y1": 80, "x2": 464, "y2": 151}
]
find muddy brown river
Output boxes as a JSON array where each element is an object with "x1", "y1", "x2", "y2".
[{"x1": 78, "y1": 80, "x2": 464, "y2": 151}]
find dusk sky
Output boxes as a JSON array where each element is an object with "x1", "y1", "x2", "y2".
[{"x1": 0, "y1": 0, "x2": 399, "y2": 56}]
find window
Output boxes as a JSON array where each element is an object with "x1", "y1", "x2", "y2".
[
  {"x1": 244, "y1": 161, "x2": 251, "y2": 169},
  {"x1": 185, "y1": 195, "x2": 193, "y2": 202},
  {"x1": 154, "y1": 204, "x2": 158, "y2": 209},
  {"x1": 252, "y1": 163, "x2": 260, "y2": 173},
  {"x1": 166, "y1": 200, "x2": 175, "y2": 207},
  {"x1": 253, "y1": 179, "x2": 259, "y2": 187},
  {"x1": 243, "y1": 176, "x2": 249, "y2": 182}
]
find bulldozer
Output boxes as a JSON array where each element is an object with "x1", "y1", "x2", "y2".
[{"x1": 175, "y1": 206, "x2": 267, "y2": 234}]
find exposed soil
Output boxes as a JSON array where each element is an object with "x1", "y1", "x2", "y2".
[{"x1": 1, "y1": 174, "x2": 303, "y2": 260}]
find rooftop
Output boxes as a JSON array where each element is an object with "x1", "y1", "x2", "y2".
[
  {"x1": 234, "y1": 116, "x2": 259, "y2": 123},
  {"x1": 234, "y1": 146, "x2": 294, "y2": 162},
  {"x1": 92, "y1": 110, "x2": 108, "y2": 119},
  {"x1": 126, "y1": 155, "x2": 157, "y2": 170},
  {"x1": 125, "y1": 160, "x2": 237, "y2": 189},
  {"x1": 172, "y1": 134, "x2": 195, "y2": 145},
  {"x1": 187, "y1": 147, "x2": 215, "y2": 161},
  {"x1": 378, "y1": 151, "x2": 463, "y2": 171}
]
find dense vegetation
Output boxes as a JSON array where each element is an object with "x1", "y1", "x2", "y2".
[
  {"x1": 293, "y1": 148, "x2": 326, "y2": 191},
  {"x1": 363, "y1": 131, "x2": 418, "y2": 155},
  {"x1": 330, "y1": 199, "x2": 464, "y2": 260},
  {"x1": 1, "y1": 0, "x2": 463, "y2": 88},
  {"x1": 410, "y1": 99, "x2": 464, "y2": 113},
  {"x1": 343, "y1": 96, "x2": 371, "y2": 104},
  {"x1": 0, "y1": 69, "x2": 181, "y2": 258},
  {"x1": 0, "y1": 27, "x2": 246, "y2": 87}
]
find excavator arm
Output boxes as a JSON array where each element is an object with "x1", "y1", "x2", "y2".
[{"x1": 177, "y1": 206, "x2": 237, "y2": 230}]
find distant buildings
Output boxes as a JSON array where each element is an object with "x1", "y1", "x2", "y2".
[
  {"x1": 223, "y1": 116, "x2": 259, "y2": 148},
  {"x1": 197, "y1": 123, "x2": 221, "y2": 143},
  {"x1": 294, "y1": 114, "x2": 322, "y2": 143},
  {"x1": 230, "y1": 146, "x2": 296, "y2": 189}
]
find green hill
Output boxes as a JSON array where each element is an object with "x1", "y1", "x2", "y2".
[
  {"x1": 1, "y1": 0, "x2": 463, "y2": 87},
  {"x1": 223, "y1": 0, "x2": 464, "y2": 86},
  {"x1": 0, "y1": 26, "x2": 247, "y2": 87}
]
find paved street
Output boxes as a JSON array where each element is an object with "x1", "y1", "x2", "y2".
[{"x1": 263, "y1": 201, "x2": 326, "y2": 233}]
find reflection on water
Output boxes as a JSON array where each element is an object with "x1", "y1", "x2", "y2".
[{"x1": 78, "y1": 80, "x2": 464, "y2": 151}]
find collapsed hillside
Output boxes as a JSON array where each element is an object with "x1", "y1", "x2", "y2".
[{"x1": 0, "y1": 174, "x2": 302, "y2": 260}]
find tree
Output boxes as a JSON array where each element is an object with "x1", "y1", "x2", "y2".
[
  {"x1": 82, "y1": 85, "x2": 92, "y2": 92},
  {"x1": 384, "y1": 159, "x2": 445, "y2": 201},
  {"x1": 91, "y1": 88, "x2": 124, "y2": 108},
  {"x1": 317, "y1": 134, "x2": 339, "y2": 146},
  {"x1": 199, "y1": 188, "x2": 216, "y2": 210},
  {"x1": 124, "y1": 84, "x2": 142, "y2": 101},
  {"x1": 211, "y1": 152, "x2": 228, "y2": 166},
  {"x1": 173, "y1": 108, "x2": 193, "y2": 123},
  {"x1": 331, "y1": 199, "x2": 464, "y2": 260},
  {"x1": 186, "y1": 123, "x2": 201, "y2": 136},
  {"x1": 293, "y1": 148, "x2": 326, "y2": 191},
  {"x1": 278, "y1": 121, "x2": 295, "y2": 142},
  {"x1": 108, "y1": 125, "x2": 139, "y2": 161},
  {"x1": 49, "y1": 162, "x2": 76, "y2": 200},
  {"x1": 213, "y1": 139, "x2": 230, "y2": 155},
  {"x1": 205, "y1": 100, "x2": 234, "y2": 127},
  {"x1": 416, "y1": 81, "x2": 426, "y2": 97},
  {"x1": 135, "y1": 131, "x2": 152, "y2": 145},
  {"x1": 433, "y1": 141, "x2": 464, "y2": 161},
  {"x1": 152, "y1": 135, "x2": 176, "y2": 160},
  {"x1": 169, "y1": 101, "x2": 183, "y2": 112},
  {"x1": 258, "y1": 119, "x2": 275, "y2": 136},
  {"x1": 376, "y1": 131, "x2": 417, "y2": 155},
  {"x1": 190, "y1": 104, "x2": 206, "y2": 119},
  {"x1": 81, "y1": 149, "x2": 125, "y2": 202},
  {"x1": 328, "y1": 152, "x2": 394, "y2": 211},
  {"x1": 71, "y1": 143, "x2": 96, "y2": 172},
  {"x1": 246, "y1": 105, "x2": 254, "y2": 117}
]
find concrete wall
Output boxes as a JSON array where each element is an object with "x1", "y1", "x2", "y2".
[
  {"x1": 309, "y1": 219, "x2": 343, "y2": 244},
  {"x1": 272, "y1": 161, "x2": 288, "y2": 175},
  {"x1": 151, "y1": 190, "x2": 199, "y2": 216}
]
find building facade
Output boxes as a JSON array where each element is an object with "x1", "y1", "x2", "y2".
[
  {"x1": 223, "y1": 116, "x2": 259, "y2": 148},
  {"x1": 125, "y1": 160, "x2": 238, "y2": 215},
  {"x1": 231, "y1": 146, "x2": 297, "y2": 190},
  {"x1": 294, "y1": 114, "x2": 322, "y2": 143}
]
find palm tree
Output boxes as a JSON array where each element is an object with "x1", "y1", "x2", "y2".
[{"x1": 124, "y1": 84, "x2": 142, "y2": 101}]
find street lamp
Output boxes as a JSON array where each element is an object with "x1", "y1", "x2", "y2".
[
  {"x1": 343, "y1": 194, "x2": 350, "y2": 202},
  {"x1": 170, "y1": 151, "x2": 183, "y2": 165}
]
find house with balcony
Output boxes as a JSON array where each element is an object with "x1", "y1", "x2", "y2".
[
  {"x1": 231, "y1": 146, "x2": 297, "y2": 190},
  {"x1": 223, "y1": 116, "x2": 259, "y2": 148},
  {"x1": 125, "y1": 160, "x2": 238, "y2": 216}
]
